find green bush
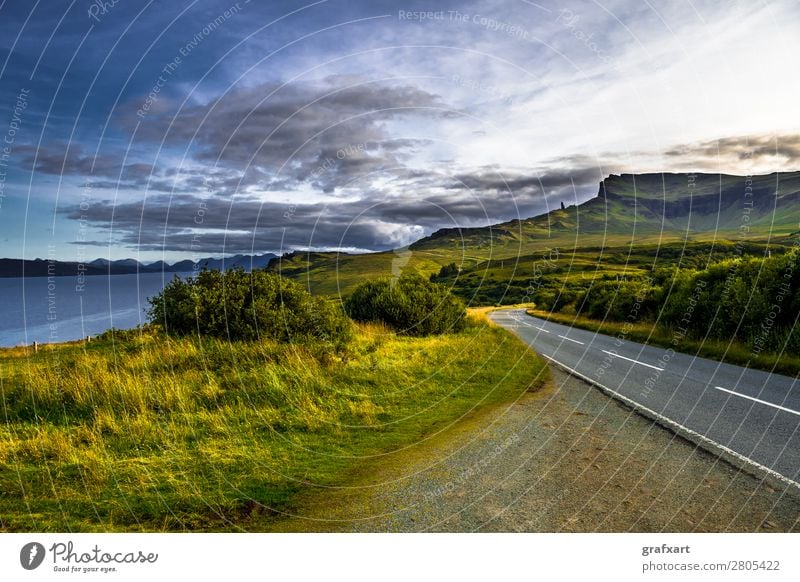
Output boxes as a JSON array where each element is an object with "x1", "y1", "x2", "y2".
[
  {"x1": 570, "y1": 249, "x2": 800, "y2": 353},
  {"x1": 148, "y1": 269, "x2": 352, "y2": 347},
  {"x1": 572, "y1": 279, "x2": 660, "y2": 321},
  {"x1": 533, "y1": 287, "x2": 580, "y2": 313},
  {"x1": 345, "y1": 275, "x2": 466, "y2": 336},
  {"x1": 430, "y1": 262, "x2": 460, "y2": 282}
]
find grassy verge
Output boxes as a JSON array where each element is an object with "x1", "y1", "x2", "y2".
[
  {"x1": 526, "y1": 309, "x2": 800, "y2": 377},
  {"x1": 0, "y1": 311, "x2": 546, "y2": 531}
]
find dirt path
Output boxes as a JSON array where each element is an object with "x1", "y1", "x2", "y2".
[{"x1": 266, "y1": 365, "x2": 800, "y2": 532}]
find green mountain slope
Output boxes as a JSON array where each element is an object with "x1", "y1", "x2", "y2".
[
  {"x1": 269, "y1": 172, "x2": 800, "y2": 299},
  {"x1": 411, "y1": 171, "x2": 800, "y2": 251}
]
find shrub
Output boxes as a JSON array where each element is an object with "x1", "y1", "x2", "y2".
[
  {"x1": 345, "y1": 275, "x2": 466, "y2": 336},
  {"x1": 430, "y1": 262, "x2": 460, "y2": 281},
  {"x1": 533, "y1": 287, "x2": 580, "y2": 313},
  {"x1": 575, "y1": 249, "x2": 800, "y2": 352},
  {"x1": 148, "y1": 269, "x2": 352, "y2": 347},
  {"x1": 573, "y1": 279, "x2": 659, "y2": 321}
]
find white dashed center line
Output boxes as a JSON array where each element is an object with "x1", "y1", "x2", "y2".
[
  {"x1": 535, "y1": 326, "x2": 550, "y2": 333},
  {"x1": 714, "y1": 386, "x2": 800, "y2": 417},
  {"x1": 558, "y1": 335, "x2": 584, "y2": 345},
  {"x1": 601, "y1": 349, "x2": 664, "y2": 371}
]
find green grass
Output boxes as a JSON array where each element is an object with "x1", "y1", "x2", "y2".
[
  {"x1": 270, "y1": 249, "x2": 449, "y2": 296},
  {"x1": 0, "y1": 312, "x2": 546, "y2": 532},
  {"x1": 526, "y1": 309, "x2": 800, "y2": 377},
  {"x1": 271, "y1": 236, "x2": 798, "y2": 305}
]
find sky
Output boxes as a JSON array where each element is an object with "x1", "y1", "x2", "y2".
[{"x1": 0, "y1": 0, "x2": 798, "y2": 262}]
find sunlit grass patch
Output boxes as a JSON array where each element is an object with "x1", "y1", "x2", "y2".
[{"x1": 0, "y1": 313, "x2": 546, "y2": 531}]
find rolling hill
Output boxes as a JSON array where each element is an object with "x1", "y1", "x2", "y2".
[
  {"x1": 410, "y1": 171, "x2": 800, "y2": 251},
  {"x1": 268, "y1": 171, "x2": 800, "y2": 299}
]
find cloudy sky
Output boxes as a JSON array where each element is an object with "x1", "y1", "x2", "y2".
[{"x1": 0, "y1": 0, "x2": 798, "y2": 262}]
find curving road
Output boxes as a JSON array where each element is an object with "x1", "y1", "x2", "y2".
[{"x1": 490, "y1": 309, "x2": 800, "y2": 488}]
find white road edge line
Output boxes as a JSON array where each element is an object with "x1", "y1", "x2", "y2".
[
  {"x1": 714, "y1": 386, "x2": 800, "y2": 417},
  {"x1": 539, "y1": 354, "x2": 800, "y2": 491},
  {"x1": 558, "y1": 334, "x2": 583, "y2": 345},
  {"x1": 601, "y1": 349, "x2": 663, "y2": 371}
]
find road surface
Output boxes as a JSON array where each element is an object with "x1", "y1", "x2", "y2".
[{"x1": 490, "y1": 309, "x2": 800, "y2": 487}]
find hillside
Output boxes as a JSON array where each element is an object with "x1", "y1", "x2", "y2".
[
  {"x1": 268, "y1": 171, "x2": 800, "y2": 299},
  {"x1": 410, "y1": 171, "x2": 800, "y2": 252}
]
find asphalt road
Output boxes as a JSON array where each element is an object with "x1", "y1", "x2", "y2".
[{"x1": 490, "y1": 309, "x2": 800, "y2": 487}]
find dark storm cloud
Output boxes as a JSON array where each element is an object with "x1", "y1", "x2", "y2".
[
  {"x1": 129, "y1": 78, "x2": 453, "y2": 194},
  {"x1": 62, "y1": 193, "x2": 437, "y2": 252},
  {"x1": 15, "y1": 143, "x2": 172, "y2": 191},
  {"x1": 31, "y1": 72, "x2": 509, "y2": 255},
  {"x1": 448, "y1": 166, "x2": 605, "y2": 194},
  {"x1": 664, "y1": 134, "x2": 800, "y2": 165},
  {"x1": 16, "y1": 142, "x2": 252, "y2": 193},
  {"x1": 60, "y1": 161, "x2": 594, "y2": 254},
  {"x1": 16, "y1": 143, "x2": 154, "y2": 180}
]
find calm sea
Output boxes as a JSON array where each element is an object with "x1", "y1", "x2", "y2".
[{"x1": 0, "y1": 272, "x2": 192, "y2": 347}]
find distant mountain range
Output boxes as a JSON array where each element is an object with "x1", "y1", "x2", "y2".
[{"x1": 0, "y1": 253, "x2": 277, "y2": 278}]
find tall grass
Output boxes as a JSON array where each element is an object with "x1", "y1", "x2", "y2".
[{"x1": 0, "y1": 314, "x2": 546, "y2": 531}]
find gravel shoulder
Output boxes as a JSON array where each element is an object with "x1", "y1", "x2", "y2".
[{"x1": 265, "y1": 365, "x2": 800, "y2": 532}]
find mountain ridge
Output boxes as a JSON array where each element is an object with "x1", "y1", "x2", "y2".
[
  {"x1": 0, "y1": 253, "x2": 278, "y2": 278},
  {"x1": 409, "y1": 170, "x2": 800, "y2": 252}
]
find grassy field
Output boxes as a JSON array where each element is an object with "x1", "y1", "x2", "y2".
[
  {"x1": 526, "y1": 309, "x2": 800, "y2": 377},
  {"x1": 270, "y1": 249, "x2": 448, "y2": 296},
  {"x1": 271, "y1": 236, "x2": 797, "y2": 304},
  {"x1": 0, "y1": 311, "x2": 546, "y2": 532}
]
